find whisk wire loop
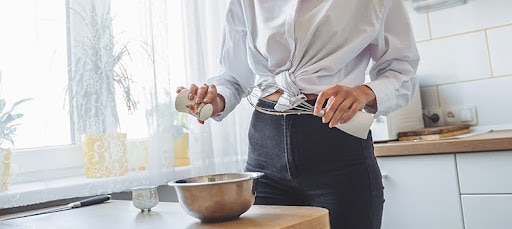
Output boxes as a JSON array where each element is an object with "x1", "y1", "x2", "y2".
[{"x1": 246, "y1": 83, "x2": 323, "y2": 117}]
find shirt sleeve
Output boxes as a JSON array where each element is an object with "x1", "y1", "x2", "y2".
[
  {"x1": 206, "y1": 0, "x2": 256, "y2": 121},
  {"x1": 365, "y1": 0, "x2": 420, "y2": 117}
]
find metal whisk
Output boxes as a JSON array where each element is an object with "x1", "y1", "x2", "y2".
[{"x1": 245, "y1": 83, "x2": 374, "y2": 139}]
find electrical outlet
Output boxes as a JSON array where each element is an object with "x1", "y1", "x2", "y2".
[
  {"x1": 443, "y1": 106, "x2": 478, "y2": 126},
  {"x1": 423, "y1": 107, "x2": 444, "y2": 127}
]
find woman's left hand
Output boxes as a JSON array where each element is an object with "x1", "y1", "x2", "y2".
[{"x1": 313, "y1": 84, "x2": 376, "y2": 128}]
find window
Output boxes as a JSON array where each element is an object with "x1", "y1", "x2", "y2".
[
  {"x1": 1, "y1": 0, "x2": 188, "y2": 149},
  {"x1": 0, "y1": 0, "x2": 70, "y2": 149},
  {"x1": 0, "y1": 0, "x2": 190, "y2": 208},
  {"x1": 1, "y1": 0, "x2": 246, "y2": 210}
]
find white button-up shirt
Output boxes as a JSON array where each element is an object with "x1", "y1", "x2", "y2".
[{"x1": 207, "y1": 0, "x2": 420, "y2": 119}]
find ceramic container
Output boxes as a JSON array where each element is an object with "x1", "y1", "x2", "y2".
[
  {"x1": 131, "y1": 186, "x2": 159, "y2": 212},
  {"x1": 1, "y1": 148, "x2": 11, "y2": 190},
  {"x1": 175, "y1": 89, "x2": 213, "y2": 121}
]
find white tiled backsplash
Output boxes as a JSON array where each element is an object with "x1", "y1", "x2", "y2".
[{"x1": 404, "y1": 0, "x2": 512, "y2": 128}]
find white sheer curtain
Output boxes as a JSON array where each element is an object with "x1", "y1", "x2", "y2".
[
  {"x1": 76, "y1": 0, "x2": 252, "y2": 184},
  {"x1": 0, "y1": 0, "x2": 251, "y2": 209},
  {"x1": 180, "y1": 0, "x2": 252, "y2": 177},
  {"x1": 66, "y1": 0, "x2": 253, "y2": 196}
]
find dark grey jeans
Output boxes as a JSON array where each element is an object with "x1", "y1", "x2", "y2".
[{"x1": 245, "y1": 99, "x2": 384, "y2": 229}]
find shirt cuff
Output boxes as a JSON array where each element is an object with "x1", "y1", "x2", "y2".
[
  {"x1": 210, "y1": 85, "x2": 238, "y2": 121},
  {"x1": 365, "y1": 79, "x2": 398, "y2": 117}
]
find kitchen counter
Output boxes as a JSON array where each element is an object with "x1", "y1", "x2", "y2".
[
  {"x1": 0, "y1": 200, "x2": 330, "y2": 229},
  {"x1": 374, "y1": 129, "x2": 512, "y2": 157}
]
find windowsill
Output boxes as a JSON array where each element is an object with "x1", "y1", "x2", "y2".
[
  {"x1": 0, "y1": 138, "x2": 196, "y2": 210},
  {"x1": 0, "y1": 166, "x2": 191, "y2": 209},
  {"x1": 1, "y1": 139, "x2": 245, "y2": 210}
]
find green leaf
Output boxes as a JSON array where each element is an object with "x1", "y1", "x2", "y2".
[
  {"x1": 0, "y1": 98, "x2": 32, "y2": 146},
  {"x1": 4, "y1": 98, "x2": 33, "y2": 115}
]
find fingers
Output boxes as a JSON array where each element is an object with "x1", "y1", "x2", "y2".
[
  {"x1": 188, "y1": 84, "x2": 200, "y2": 100},
  {"x1": 329, "y1": 98, "x2": 352, "y2": 127},
  {"x1": 316, "y1": 84, "x2": 366, "y2": 127},
  {"x1": 177, "y1": 83, "x2": 222, "y2": 124},
  {"x1": 195, "y1": 84, "x2": 207, "y2": 103},
  {"x1": 315, "y1": 85, "x2": 344, "y2": 126},
  {"x1": 201, "y1": 84, "x2": 218, "y2": 103},
  {"x1": 324, "y1": 97, "x2": 350, "y2": 127},
  {"x1": 313, "y1": 92, "x2": 328, "y2": 117}
]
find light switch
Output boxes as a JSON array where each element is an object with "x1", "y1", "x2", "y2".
[{"x1": 459, "y1": 108, "x2": 473, "y2": 122}]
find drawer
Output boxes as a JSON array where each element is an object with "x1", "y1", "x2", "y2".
[
  {"x1": 456, "y1": 151, "x2": 512, "y2": 194},
  {"x1": 461, "y1": 195, "x2": 512, "y2": 229}
]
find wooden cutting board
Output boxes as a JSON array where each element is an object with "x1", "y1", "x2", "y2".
[{"x1": 397, "y1": 124, "x2": 470, "y2": 141}]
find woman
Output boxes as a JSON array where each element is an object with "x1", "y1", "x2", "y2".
[{"x1": 178, "y1": 0, "x2": 419, "y2": 228}]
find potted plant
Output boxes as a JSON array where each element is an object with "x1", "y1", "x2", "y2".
[
  {"x1": 67, "y1": 3, "x2": 137, "y2": 178},
  {"x1": 143, "y1": 90, "x2": 190, "y2": 169},
  {"x1": 0, "y1": 98, "x2": 31, "y2": 190}
]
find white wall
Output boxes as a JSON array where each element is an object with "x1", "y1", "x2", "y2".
[{"x1": 405, "y1": 0, "x2": 512, "y2": 127}]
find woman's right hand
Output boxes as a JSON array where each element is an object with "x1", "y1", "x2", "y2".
[{"x1": 176, "y1": 83, "x2": 225, "y2": 124}]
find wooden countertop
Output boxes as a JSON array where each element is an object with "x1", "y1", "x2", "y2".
[
  {"x1": 0, "y1": 200, "x2": 330, "y2": 229},
  {"x1": 374, "y1": 129, "x2": 512, "y2": 157}
]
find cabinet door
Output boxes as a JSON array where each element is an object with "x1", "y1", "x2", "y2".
[
  {"x1": 378, "y1": 154, "x2": 464, "y2": 229},
  {"x1": 462, "y1": 195, "x2": 512, "y2": 229},
  {"x1": 457, "y1": 150, "x2": 512, "y2": 194}
]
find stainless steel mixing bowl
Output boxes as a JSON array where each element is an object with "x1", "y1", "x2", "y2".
[{"x1": 168, "y1": 172, "x2": 264, "y2": 223}]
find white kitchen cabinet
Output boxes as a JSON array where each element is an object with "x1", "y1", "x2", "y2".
[
  {"x1": 456, "y1": 150, "x2": 512, "y2": 229},
  {"x1": 377, "y1": 154, "x2": 464, "y2": 229},
  {"x1": 461, "y1": 195, "x2": 512, "y2": 229},
  {"x1": 456, "y1": 150, "x2": 512, "y2": 194}
]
